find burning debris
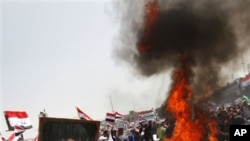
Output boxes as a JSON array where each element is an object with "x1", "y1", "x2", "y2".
[
  {"x1": 114, "y1": 0, "x2": 250, "y2": 140},
  {"x1": 165, "y1": 55, "x2": 218, "y2": 141}
]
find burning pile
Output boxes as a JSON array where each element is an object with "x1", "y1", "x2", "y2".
[
  {"x1": 165, "y1": 56, "x2": 218, "y2": 141},
  {"x1": 114, "y1": 0, "x2": 250, "y2": 140},
  {"x1": 138, "y1": 2, "x2": 219, "y2": 140}
]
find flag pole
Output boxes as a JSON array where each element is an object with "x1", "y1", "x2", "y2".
[{"x1": 109, "y1": 96, "x2": 115, "y2": 113}]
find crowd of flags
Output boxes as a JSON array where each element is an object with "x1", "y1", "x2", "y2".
[
  {"x1": 0, "y1": 106, "x2": 151, "y2": 141},
  {"x1": 75, "y1": 106, "x2": 124, "y2": 123},
  {"x1": 0, "y1": 111, "x2": 34, "y2": 141},
  {"x1": 0, "y1": 111, "x2": 38, "y2": 141}
]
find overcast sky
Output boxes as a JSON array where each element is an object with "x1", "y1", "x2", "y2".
[{"x1": 0, "y1": 0, "x2": 171, "y2": 138}]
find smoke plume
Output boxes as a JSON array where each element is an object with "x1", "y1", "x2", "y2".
[{"x1": 113, "y1": 0, "x2": 250, "y2": 97}]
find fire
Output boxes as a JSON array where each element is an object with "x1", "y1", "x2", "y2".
[
  {"x1": 138, "y1": 0, "x2": 219, "y2": 140},
  {"x1": 138, "y1": 0, "x2": 159, "y2": 52},
  {"x1": 165, "y1": 59, "x2": 218, "y2": 141}
]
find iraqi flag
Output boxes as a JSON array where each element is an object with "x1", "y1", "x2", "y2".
[
  {"x1": 76, "y1": 107, "x2": 93, "y2": 120},
  {"x1": 4, "y1": 111, "x2": 32, "y2": 130},
  {"x1": 241, "y1": 75, "x2": 250, "y2": 87},
  {"x1": 105, "y1": 112, "x2": 115, "y2": 122},
  {"x1": 115, "y1": 112, "x2": 123, "y2": 119}
]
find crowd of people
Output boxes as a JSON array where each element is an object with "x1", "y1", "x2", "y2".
[
  {"x1": 98, "y1": 100, "x2": 250, "y2": 141},
  {"x1": 208, "y1": 101, "x2": 250, "y2": 141},
  {"x1": 98, "y1": 120, "x2": 165, "y2": 141}
]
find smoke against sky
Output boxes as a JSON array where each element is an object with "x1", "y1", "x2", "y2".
[
  {"x1": 2, "y1": 1, "x2": 171, "y2": 138},
  {"x1": 113, "y1": 0, "x2": 250, "y2": 97}
]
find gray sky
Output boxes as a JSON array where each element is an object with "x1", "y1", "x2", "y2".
[{"x1": 0, "y1": 0, "x2": 170, "y2": 138}]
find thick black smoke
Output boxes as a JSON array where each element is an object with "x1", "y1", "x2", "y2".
[{"x1": 113, "y1": 0, "x2": 250, "y2": 97}]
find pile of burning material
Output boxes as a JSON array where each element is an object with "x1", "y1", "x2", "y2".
[{"x1": 114, "y1": 0, "x2": 250, "y2": 140}]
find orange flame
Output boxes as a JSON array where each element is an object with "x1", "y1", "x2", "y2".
[
  {"x1": 138, "y1": 0, "x2": 160, "y2": 52},
  {"x1": 165, "y1": 59, "x2": 218, "y2": 141},
  {"x1": 138, "y1": 1, "x2": 219, "y2": 140}
]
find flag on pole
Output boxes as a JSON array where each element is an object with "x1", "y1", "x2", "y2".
[
  {"x1": 76, "y1": 107, "x2": 93, "y2": 120},
  {"x1": 115, "y1": 112, "x2": 123, "y2": 119},
  {"x1": 4, "y1": 111, "x2": 32, "y2": 130},
  {"x1": 105, "y1": 112, "x2": 115, "y2": 122}
]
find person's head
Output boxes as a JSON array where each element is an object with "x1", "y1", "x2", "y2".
[
  {"x1": 148, "y1": 120, "x2": 152, "y2": 127},
  {"x1": 103, "y1": 130, "x2": 109, "y2": 137},
  {"x1": 131, "y1": 129, "x2": 136, "y2": 135},
  {"x1": 112, "y1": 129, "x2": 118, "y2": 136},
  {"x1": 118, "y1": 127, "x2": 124, "y2": 135}
]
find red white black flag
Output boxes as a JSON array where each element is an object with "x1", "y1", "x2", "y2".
[
  {"x1": 76, "y1": 107, "x2": 93, "y2": 120},
  {"x1": 105, "y1": 112, "x2": 115, "y2": 122},
  {"x1": 4, "y1": 111, "x2": 32, "y2": 130}
]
